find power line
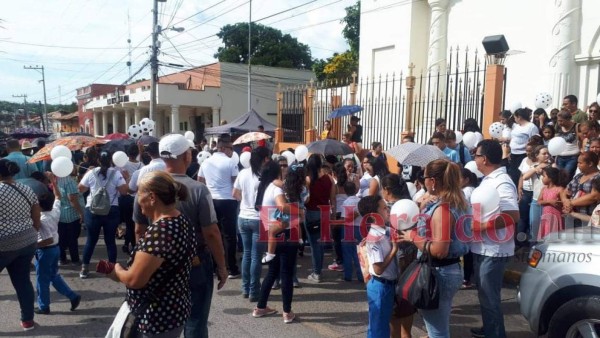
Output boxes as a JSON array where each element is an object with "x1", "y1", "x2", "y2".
[
  {"x1": 171, "y1": 0, "x2": 228, "y2": 27},
  {"x1": 0, "y1": 39, "x2": 144, "y2": 50}
]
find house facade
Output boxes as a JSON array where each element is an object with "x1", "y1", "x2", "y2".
[
  {"x1": 82, "y1": 62, "x2": 313, "y2": 138},
  {"x1": 359, "y1": 0, "x2": 600, "y2": 112}
]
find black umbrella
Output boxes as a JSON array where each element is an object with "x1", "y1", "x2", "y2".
[
  {"x1": 102, "y1": 139, "x2": 135, "y2": 154},
  {"x1": 306, "y1": 139, "x2": 354, "y2": 156},
  {"x1": 138, "y1": 135, "x2": 159, "y2": 145},
  {"x1": 10, "y1": 127, "x2": 51, "y2": 139}
]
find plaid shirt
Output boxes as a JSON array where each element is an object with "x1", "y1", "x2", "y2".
[
  {"x1": 567, "y1": 172, "x2": 600, "y2": 215},
  {"x1": 57, "y1": 176, "x2": 84, "y2": 223}
]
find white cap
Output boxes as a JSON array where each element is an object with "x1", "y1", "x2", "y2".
[{"x1": 159, "y1": 134, "x2": 190, "y2": 159}]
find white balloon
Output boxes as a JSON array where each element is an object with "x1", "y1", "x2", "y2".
[
  {"x1": 462, "y1": 132, "x2": 478, "y2": 149},
  {"x1": 405, "y1": 182, "x2": 417, "y2": 198},
  {"x1": 535, "y1": 92, "x2": 553, "y2": 109},
  {"x1": 282, "y1": 150, "x2": 295, "y2": 165},
  {"x1": 197, "y1": 151, "x2": 211, "y2": 166},
  {"x1": 390, "y1": 199, "x2": 420, "y2": 231},
  {"x1": 474, "y1": 132, "x2": 484, "y2": 144},
  {"x1": 271, "y1": 154, "x2": 280, "y2": 161},
  {"x1": 510, "y1": 101, "x2": 523, "y2": 113},
  {"x1": 488, "y1": 122, "x2": 504, "y2": 139},
  {"x1": 295, "y1": 145, "x2": 309, "y2": 162},
  {"x1": 184, "y1": 131, "x2": 195, "y2": 141},
  {"x1": 127, "y1": 124, "x2": 142, "y2": 139},
  {"x1": 548, "y1": 137, "x2": 567, "y2": 156},
  {"x1": 231, "y1": 151, "x2": 239, "y2": 166},
  {"x1": 471, "y1": 182, "x2": 501, "y2": 218},
  {"x1": 51, "y1": 157, "x2": 73, "y2": 178},
  {"x1": 139, "y1": 118, "x2": 155, "y2": 133},
  {"x1": 464, "y1": 160, "x2": 483, "y2": 178},
  {"x1": 455, "y1": 131, "x2": 463, "y2": 143},
  {"x1": 240, "y1": 151, "x2": 251, "y2": 168},
  {"x1": 112, "y1": 151, "x2": 128, "y2": 168},
  {"x1": 50, "y1": 145, "x2": 72, "y2": 160}
]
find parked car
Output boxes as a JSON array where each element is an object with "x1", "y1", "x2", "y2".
[{"x1": 518, "y1": 226, "x2": 600, "y2": 337}]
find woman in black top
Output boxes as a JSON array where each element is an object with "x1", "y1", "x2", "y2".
[{"x1": 350, "y1": 116, "x2": 363, "y2": 155}]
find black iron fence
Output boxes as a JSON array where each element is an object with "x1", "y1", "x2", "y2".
[{"x1": 280, "y1": 48, "x2": 506, "y2": 148}]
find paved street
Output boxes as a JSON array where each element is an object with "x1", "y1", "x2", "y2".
[{"x1": 1, "y1": 233, "x2": 536, "y2": 337}]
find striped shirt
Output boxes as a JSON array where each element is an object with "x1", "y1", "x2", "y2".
[{"x1": 57, "y1": 176, "x2": 84, "y2": 223}]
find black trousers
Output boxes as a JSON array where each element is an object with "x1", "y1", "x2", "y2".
[
  {"x1": 213, "y1": 199, "x2": 240, "y2": 275},
  {"x1": 58, "y1": 219, "x2": 81, "y2": 263},
  {"x1": 119, "y1": 195, "x2": 136, "y2": 247},
  {"x1": 257, "y1": 239, "x2": 299, "y2": 313}
]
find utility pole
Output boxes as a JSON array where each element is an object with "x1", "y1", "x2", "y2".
[
  {"x1": 150, "y1": 0, "x2": 166, "y2": 130},
  {"x1": 24, "y1": 65, "x2": 48, "y2": 132},
  {"x1": 12, "y1": 94, "x2": 27, "y2": 129},
  {"x1": 248, "y1": 0, "x2": 252, "y2": 112}
]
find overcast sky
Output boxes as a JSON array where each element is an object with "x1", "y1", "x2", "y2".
[{"x1": 0, "y1": 0, "x2": 353, "y2": 105}]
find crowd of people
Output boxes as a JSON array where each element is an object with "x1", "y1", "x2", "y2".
[{"x1": 1, "y1": 93, "x2": 600, "y2": 337}]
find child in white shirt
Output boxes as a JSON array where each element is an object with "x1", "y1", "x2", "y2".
[{"x1": 34, "y1": 176, "x2": 81, "y2": 314}]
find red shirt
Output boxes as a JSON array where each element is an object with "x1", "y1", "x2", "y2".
[{"x1": 306, "y1": 175, "x2": 333, "y2": 211}]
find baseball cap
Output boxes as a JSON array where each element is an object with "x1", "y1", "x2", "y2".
[{"x1": 159, "y1": 134, "x2": 190, "y2": 159}]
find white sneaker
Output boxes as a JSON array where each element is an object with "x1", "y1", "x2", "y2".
[{"x1": 307, "y1": 273, "x2": 321, "y2": 283}]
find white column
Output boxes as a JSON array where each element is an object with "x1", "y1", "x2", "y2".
[
  {"x1": 155, "y1": 111, "x2": 164, "y2": 137},
  {"x1": 427, "y1": 0, "x2": 449, "y2": 75},
  {"x1": 550, "y1": 0, "x2": 582, "y2": 103},
  {"x1": 112, "y1": 111, "x2": 119, "y2": 134},
  {"x1": 93, "y1": 111, "x2": 100, "y2": 136},
  {"x1": 171, "y1": 105, "x2": 180, "y2": 134},
  {"x1": 102, "y1": 111, "x2": 109, "y2": 136},
  {"x1": 125, "y1": 109, "x2": 132, "y2": 128},
  {"x1": 211, "y1": 107, "x2": 220, "y2": 127},
  {"x1": 134, "y1": 108, "x2": 142, "y2": 124}
]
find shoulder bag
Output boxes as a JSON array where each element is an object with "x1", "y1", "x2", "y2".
[{"x1": 395, "y1": 241, "x2": 439, "y2": 310}]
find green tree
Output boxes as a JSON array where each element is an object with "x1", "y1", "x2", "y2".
[
  {"x1": 342, "y1": 1, "x2": 360, "y2": 59},
  {"x1": 215, "y1": 22, "x2": 313, "y2": 69},
  {"x1": 313, "y1": 1, "x2": 360, "y2": 81}
]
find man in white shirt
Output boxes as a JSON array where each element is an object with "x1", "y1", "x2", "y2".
[
  {"x1": 470, "y1": 140, "x2": 520, "y2": 338},
  {"x1": 198, "y1": 137, "x2": 240, "y2": 278},
  {"x1": 132, "y1": 142, "x2": 165, "y2": 192}
]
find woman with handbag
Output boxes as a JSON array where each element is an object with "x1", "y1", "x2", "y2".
[
  {"x1": 106, "y1": 171, "x2": 195, "y2": 338},
  {"x1": 400, "y1": 159, "x2": 470, "y2": 338},
  {"x1": 0, "y1": 159, "x2": 41, "y2": 331}
]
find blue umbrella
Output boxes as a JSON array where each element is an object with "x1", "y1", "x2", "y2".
[{"x1": 327, "y1": 105, "x2": 363, "y2": 119}]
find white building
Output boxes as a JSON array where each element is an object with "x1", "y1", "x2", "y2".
[
  {"x1": 359, "y1": 0, "x2": 600, "y2": 111},
  {"x1": 84, "y1": 62, "x2": 313, "y2": 137}
]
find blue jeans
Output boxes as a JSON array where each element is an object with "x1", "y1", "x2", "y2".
[
  {"x1": 342, "y1": 226, "x2": 363, "y2": 282},
  {"x1": 529, "y1": 199, "x2": 542, "y2": 243},
  {"x1": 420, "y1": 263, "x2": 463, "y2": 338},
  {"x1": 473, "y1": 254, "x2": 510, "y2": 338},
  {"x1": 83, "y1": 206, "x2": 120, "y2": 264},
  {"x1": 556, "y1": 154, "x2": 578, "y2": 179},
  {"x1": 304, "y1": 210, "x2": 324, "y2": 275},
  {"x1": 366, "y1": 278, "x2": 395, "y2": 338},
  {"x1": 0, "y1": 243, "x2": 36, "y2": 321},
  {"x1": 35, "y1": 245, "x2": 78, "y2": 311},
  {"x1": 238, "y1": 217, "x2": 264, "y2": 298},
  {"x1": 185, "y1": 250, "x2": 214, "y2": 338}
]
